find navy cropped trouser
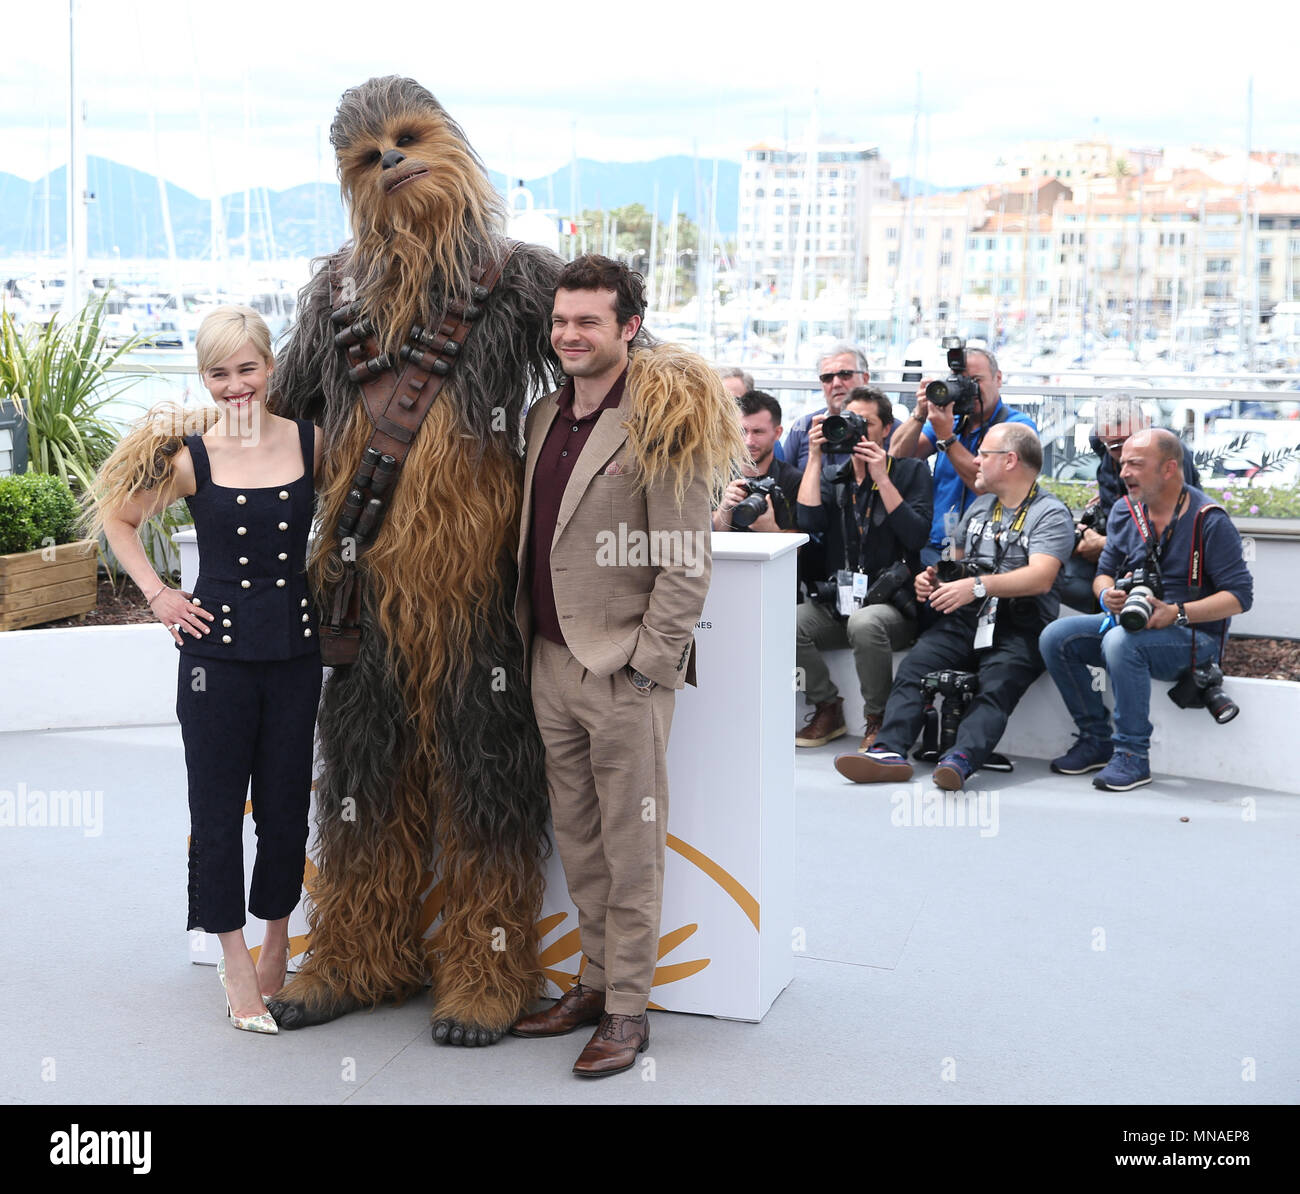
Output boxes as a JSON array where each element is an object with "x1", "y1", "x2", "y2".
[{"x1": 176, "y1": 653, "x2": 321, "y2": 934}]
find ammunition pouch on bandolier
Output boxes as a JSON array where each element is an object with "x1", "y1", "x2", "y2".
[{"x1": 318, "y1": 243, "x2": 518, "y2": 666}]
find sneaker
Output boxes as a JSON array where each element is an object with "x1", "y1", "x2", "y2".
[
  {"x1": 1092, "y1": 751, "x2": 1151, "y2": 791},
  {"x1": 796, "y1": 699, "x2": 846, "y2": 748},
  {"x1": 1050, "y1": 736, "x2": 1113, "y2": 775},
  {"x1": 858, "y1": 713, "x2": 884, "y2": 752},
  {"x1": 834, "y1": 745, "x2": 913, "y2": 784},
  {"x1": 932, "y1": 750, "x2": 974, "y2": 791}
]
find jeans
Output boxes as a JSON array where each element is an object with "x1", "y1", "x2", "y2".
[
  {"x1": 875, "y1": 607, "x2": 1045, "y2": 771},
  {"x1": 1039, "y1": 614, "x2": 1218, "y2": 760}
]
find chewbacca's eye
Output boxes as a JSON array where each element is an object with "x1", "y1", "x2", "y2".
[
  {"x1": 365, "y1": 150, "x2": 381, "y2": 166},
  {"x1": 396, "y1": 133, "x2": 414, "y2": 147}
]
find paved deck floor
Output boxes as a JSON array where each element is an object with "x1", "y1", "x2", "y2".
[{"x1": 2, "y1": 723, "x2": 1296, "y2": 1105}]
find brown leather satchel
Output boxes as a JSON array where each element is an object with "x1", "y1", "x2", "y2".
[{"x1": 318, "y1": 243, "x2": 518, "y2": 666}]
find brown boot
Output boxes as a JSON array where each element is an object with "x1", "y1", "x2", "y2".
[
  {"x1": 795, "y1": 699, "x2": 846, "y2": 747},
  {"x1": 858, "y1": 713, "x2": 884, "y2": 752},
  {"x1": 510, "y1": 982, "x2": 605, "y2": 1038},
  {"x1": 572, "y1": 1012, "x2": 650, "y2": 1077}
]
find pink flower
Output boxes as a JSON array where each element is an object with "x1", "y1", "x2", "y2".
[
  {"x1": 1222, "y1": 488, "x2": 1233, "y2": 499},
  {"x1": 1250, "y1": 504, "x2": 1260, "y2": 515}
]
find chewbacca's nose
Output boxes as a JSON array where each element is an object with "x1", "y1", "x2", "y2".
[{"x1": 380, "y1": 149, "x2": 406, "y2": 170}]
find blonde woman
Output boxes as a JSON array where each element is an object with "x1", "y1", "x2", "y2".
[{"x1": 91, "y1": 305, "x2": 322, "y2": 1034}]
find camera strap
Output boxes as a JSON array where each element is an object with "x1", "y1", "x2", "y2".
[
  {"x1": 838, "y1": 458, "x2": 892, "y2": 573},
  {"x1": 1123, "y1": 486, "x2": 1186, "y2": 565},
  {"x1": 1184, "y1": 501, "x2": 1229, "y2": 669},
  {"x1": 988, "y1": 480, "x2": 1039, "y2": 569}
]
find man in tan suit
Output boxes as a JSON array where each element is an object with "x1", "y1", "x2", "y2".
[{"x1": 510, "y1": 255, "x2": 719, "y2": 1077}]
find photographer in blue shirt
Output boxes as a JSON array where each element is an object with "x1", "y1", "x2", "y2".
[
  {"x1": 1040, "y1": 429, "x2": 1253, "y2": 792},
  {"x1": 889, "y1": 343, "x2": 1036, "y2": 568}
]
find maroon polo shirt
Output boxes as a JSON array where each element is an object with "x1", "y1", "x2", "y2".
[{"x1": 528, "y1": 367, "x2": 628, "y2": 646}]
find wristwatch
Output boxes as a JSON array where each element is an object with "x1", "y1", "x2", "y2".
[
  {"x1": 629, "y1": 667, "x2": 657, "y2": 692},
  {"x1": 973, "y1": 577, "x2": 987, "y2": 599},
  {"x1": 936, "y1": 435, "x2": 957, "y2": 453},
  {"x1": 1175, "y1": 602, "x2": 1190, "y2": 628}
]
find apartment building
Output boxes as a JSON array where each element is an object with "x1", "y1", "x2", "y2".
[{"x1": 735, "y1": 140, "x2": 893, "y2": 296}]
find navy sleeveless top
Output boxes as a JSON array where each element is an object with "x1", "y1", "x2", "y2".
[{"x1": 179, "y1": 419, "x2": 320, "y2": 662}]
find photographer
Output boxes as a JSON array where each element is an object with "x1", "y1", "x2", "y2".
[
  {"x1": 713, "y1": 390, "x2": 803, "y2": 532},
  {"x1": 1060, "y1": 393, "x2": 1201, "y2": 612},
  {"x1": 793, "y1": 388, "x2": 933, "y2": 749},
  {"x1": 889, "y1": 343, "x2": 1037, "y2": 567},
  {"x1": 1040, "y1": 429, "x2": 1252, "y2": 792},
  {"x1": 837, "y1": 423, "x2": 1074, "y2": 790}
]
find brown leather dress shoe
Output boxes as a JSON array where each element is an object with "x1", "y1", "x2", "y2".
[
  {"x1": 796, "y1": 698, "x2": 846, "y2": 747},
  {"x1": 572, "y1": 1012, "x2": 650, "y2": 1077},
  {"x1": 510, "y1": 982, "x2": 605, "y2": 1038},
  {"x1": 859, "y1": 712, "x2": 884, "y2": 752}
]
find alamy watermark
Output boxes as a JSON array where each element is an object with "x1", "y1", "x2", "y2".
[
  {"x1": 594, "y1": 523, "x2": 707, "y2": 578},
  {"x1": 890, "y1": 782, "x2": 1000, "y2": 838},
  {"x1": 0, "y1": 782, "x2": 103, "y2": 836}
]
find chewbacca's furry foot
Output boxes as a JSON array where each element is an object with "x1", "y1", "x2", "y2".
[
  {"x1": 266, "y1": 971, "x2": 365, "y2": 1030},
  {"x1": 431, "y1": 1018, "x2": 506, "y2": 1047}
]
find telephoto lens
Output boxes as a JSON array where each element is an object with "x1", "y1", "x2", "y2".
[
  {"x1": 821, "y1": 411, "x2": 867, "y2": 449},
  {"x1": 1118, "y1": 585, "x2": 1158, "y2": 631}
]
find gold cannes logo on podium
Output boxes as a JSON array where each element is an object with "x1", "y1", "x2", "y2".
[{"x1": 286, "y1": 833, "x2": 762, "y2": 1005}]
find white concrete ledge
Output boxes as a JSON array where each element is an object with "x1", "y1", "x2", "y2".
[{"x1": 823, "y1": 649, "x2": 1297, "y2": 794}]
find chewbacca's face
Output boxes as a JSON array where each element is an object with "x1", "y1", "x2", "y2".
[{"x1": 336, "y1": 107, "x2": 454, "y2": 231}]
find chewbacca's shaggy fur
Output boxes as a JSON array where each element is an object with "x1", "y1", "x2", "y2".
[
  {"x1": 269, "y1": 77, "x2": 559, "y2": 1036},
  {"x1": 623, "y1": 344, "x2": 749, "y2": 507}
]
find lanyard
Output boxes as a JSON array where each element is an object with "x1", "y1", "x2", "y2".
[
  {"x1": 986, "y1": 481, "x2": 1038, "y2": 567},
  {"x1": 1125, "y1": 487, "x2": 1186, "y2": 564},
  {"x1": 841, "y1": 458, "x2": 892, "y2": 571}
]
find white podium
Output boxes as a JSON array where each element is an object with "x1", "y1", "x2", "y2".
[{"x1": 181, "y1": 528, "x2": 803, "y2": 1022}]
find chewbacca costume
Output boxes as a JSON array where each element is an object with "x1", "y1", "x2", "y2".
[{"x1": 268, "y1": 77, "x2": 563, "y2": 1045}]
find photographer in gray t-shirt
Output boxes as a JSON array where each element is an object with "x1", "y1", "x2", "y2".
[{"x1": 834, "y1": 423, "x2": 1075, "y2": 791}]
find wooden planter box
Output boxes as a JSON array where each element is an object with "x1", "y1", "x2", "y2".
[{"x1": 0, "y1": 539, "x2": 98, "y2": 631}]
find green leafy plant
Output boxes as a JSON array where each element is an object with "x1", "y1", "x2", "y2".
[
  {"x1": 0, "y1": 292, "x2": 149, "y2": 493},
  {"x1": 0, "y1": 472, "x2": 80, "y2": 555}
]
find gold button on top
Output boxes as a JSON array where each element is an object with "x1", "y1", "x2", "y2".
[
  {"x1": 278, "y1": 552, "x2": 288, "y2": 561},
  {"x1": 241, "y1": 580, "x2": 251, "y2": 589},
  {"x1": 300, "y1": 598, "x2": 308, "y2": 608},
  {"x1": 239, "y1": 556, "x2": 249, "y2": 565},
  {"x1": 276, "y1": 579, "x2": 286, "y2": 588},
  {"x1": 279, "y1": 490, "x2": 289, "y2": 500},
  {"x1": 237, "y1": 526, "x2": 247, "y2": 535},
  {"x1": 236, "y1": 495, "x2": 247, "y2": 505},
  {"x1": 222, "y1": 635, "x2": 231, "y2": 644},
  {"x1": 278, "y1": 521, "x2": 288, "y2": 531}
]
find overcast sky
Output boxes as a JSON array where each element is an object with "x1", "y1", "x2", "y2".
[{"x1": 4, "y1": 0, "x2": 1298, "y2": 200}]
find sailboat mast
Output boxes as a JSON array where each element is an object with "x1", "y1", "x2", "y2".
[{"x1": 66, "y1": 0, "x2": 86, "y2": 312}]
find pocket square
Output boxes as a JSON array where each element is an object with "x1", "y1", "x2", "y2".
[{"x1": 602, "y1": 461, "x2": 624, "y2": 475}]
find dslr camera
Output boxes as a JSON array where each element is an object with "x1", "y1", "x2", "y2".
[
  {"x1": 1169, "y1": 662, "x2": 1240, "y2": 724},
  {"x1": 731, "y1": 476, "x2": 792, "y2": 529},
  {"x1": 821, "y1": 410, "x2": 869, "y2": 451},
  {"x1": 935, "y1": 558, "x2": 995, "y2": 586},
  {"x1": 864, "y1": 559, "x2": 918, "y2": 621},
  {"x1": 924, "y1": 336, "x2": 982, "y2": 418},
  {"x1": 1074, "y1": 502, "x2": 1102, "y2": 549},
  {"x1": 1114, "y1": 560, "x2": 1163, "y2": 631}
]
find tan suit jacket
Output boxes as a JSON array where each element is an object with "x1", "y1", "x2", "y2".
[{"x1": 515, "y1": 379, "x2": 712, "y2": 690}]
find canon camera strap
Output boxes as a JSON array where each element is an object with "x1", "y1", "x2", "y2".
[{"x1": 1123, "y1": 486, "x2": 1186, "y2": 565}]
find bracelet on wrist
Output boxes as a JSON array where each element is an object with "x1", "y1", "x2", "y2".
[{"x1": 146, "y1": 583, "x2": 167, "y2": 605}]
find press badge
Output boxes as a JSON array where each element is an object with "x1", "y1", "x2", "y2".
[
  {"x1": 853, "y1": 571, "x2": 870, "y2": 600},
  {"x1": 836, "y1": 569, "x2": 860, "y2": 617},
  {"x1": 974, "y1": 596, "x2": 998, "y2": 650}
]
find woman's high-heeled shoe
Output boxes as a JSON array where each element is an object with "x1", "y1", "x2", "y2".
[
  {"x1": 218, "y1": 956, "x2": 278, "y2": 1035},
  {"x1": 258, "y1": 946, "x2": 292, "y2": 1001}
]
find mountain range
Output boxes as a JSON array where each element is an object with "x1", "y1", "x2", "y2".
[{"x1": 0, "y1": 155, "x2": 742, "y2": 261}]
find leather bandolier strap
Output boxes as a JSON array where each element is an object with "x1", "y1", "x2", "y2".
[{"x1": 318, "y1": 241, "x2": 519, "y2": 665}]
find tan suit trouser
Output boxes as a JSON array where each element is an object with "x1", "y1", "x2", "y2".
[{"x1": 530, "y1": 636, "x2": 674, "y2": 1017}]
